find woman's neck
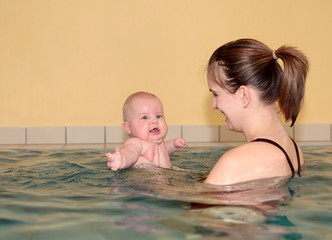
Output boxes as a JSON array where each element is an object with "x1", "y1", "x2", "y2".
[{"x1": 243, "y1": 105, "x2": 287, "y2": 143}]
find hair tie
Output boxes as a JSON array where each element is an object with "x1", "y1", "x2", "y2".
[{"x1": 272, "y1": 50, "x2": 278, "y2": 60}]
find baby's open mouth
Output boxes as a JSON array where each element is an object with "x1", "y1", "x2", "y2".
[{"x1": 150, "y1": 128, "x2": 160, "y2": 134}]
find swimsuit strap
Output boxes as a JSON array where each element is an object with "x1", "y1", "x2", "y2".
[
  {"x1": 290, "y1": 137, "x2": 301, "y2": 173},
  {"x1": 253, "y1": 138, "x2": 295, "y2": 174}
]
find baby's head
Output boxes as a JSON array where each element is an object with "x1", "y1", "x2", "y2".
[
  {"x1": 123, "y1": 92, "x2": 157, "y2": 121},
  {"x1": 122, "y1": 92, "x2": 168, "y2": 143}
]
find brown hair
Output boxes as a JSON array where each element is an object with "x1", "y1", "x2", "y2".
[
  {"x1": 122, "y1": 92, "x2": 161, "y2": 121},
  {"x1": 208, "y1": 38, "x2": 309, "y2": 126}
]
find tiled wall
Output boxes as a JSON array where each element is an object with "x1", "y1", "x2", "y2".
[{"x1": 0, "y1": 124, "x2": 331, "y2": 145}]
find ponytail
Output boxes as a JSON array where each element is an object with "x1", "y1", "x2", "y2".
[{"x1": 275, "y1": 46, "x2": 309, "y2": 126}]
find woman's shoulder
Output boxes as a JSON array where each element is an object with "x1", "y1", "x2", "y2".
[
  {"x1": 222, "y1": 142, "x2": 262, "y2": 157},
  {"x1": 224, "y1": 141, "x2": 286, "y2": 165},
  {"x1": 220, "y1": 143, "x2": 264, "y2": 166},
  {"x1": 206, "y1": 142, "x2": 286, "y2": 185}
]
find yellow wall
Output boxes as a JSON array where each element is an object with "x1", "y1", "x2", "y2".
[{"x1": 1, "y1": 0, "x2": 331, "y2": 127}]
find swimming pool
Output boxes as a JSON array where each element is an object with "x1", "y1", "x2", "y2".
[{"x1": 0, "y1": 145, "x2": 331, "y2": 239}]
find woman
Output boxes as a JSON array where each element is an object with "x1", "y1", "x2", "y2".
[{"x1": 206, "y1": 38, "x2": 309, "y2": 185}]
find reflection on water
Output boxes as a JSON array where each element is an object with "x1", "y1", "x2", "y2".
[
  {"x1": 108, "y1": 164, "x2": 297, "y2": 239},
  {"x1": 0, "y1": 146, "x2": 331, "y2": 239}
]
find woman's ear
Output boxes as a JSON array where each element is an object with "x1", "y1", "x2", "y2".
[
  {"x1": 123, "y1": 122, "x2": 132, "y2": 135},
  {"x1": 238, "y1": 85, "x2": 251, "y2": 108}
]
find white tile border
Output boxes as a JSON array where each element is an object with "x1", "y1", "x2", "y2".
[
  {"x1": 294, "y1": 124, "x2": 331, "y2": 141},
  {"x1": 0, "y1": 124, "x2": 330, "y2": 145},
  {"x1": 106, "y1": 126, "x2": 128, "y2": 143},
  {"x1": 27, "y1": 127, "x2": 66, "y2": 144},
  {"x1": 0, "y1": 127, "x2": 26, "y2": 145},
  {"x1": 67, "y1": 126, "x2": 105, "y2": 144},
  {"x1": 182, "y1": 125, "x2": 219, "y2": 142},
  {"x1": 165, "y1": 125, "x2": 182, "y2": 141}
]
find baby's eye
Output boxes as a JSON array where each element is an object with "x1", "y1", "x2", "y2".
[
  {"x1": 156, "y1": 114, "x2": 163, "y2": 119},
  {"x1": 141, "y1": 115, "x2": 149, "y2": 120}
]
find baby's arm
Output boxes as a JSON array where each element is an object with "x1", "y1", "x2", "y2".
[
  {"x1": 106, "y1": 138, "x2": 143, "y2": 171},
  {"x1": 165, "y1": 137, "x2": 187, "y2": 154}
]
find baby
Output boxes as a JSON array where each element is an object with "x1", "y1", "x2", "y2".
[{"x1": 106, "y1": 92, "x2": 187, "y2": 171}]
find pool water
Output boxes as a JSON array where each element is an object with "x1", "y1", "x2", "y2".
[{"x1": 0, "y1": 146, "x2": 331, "y2": 239}]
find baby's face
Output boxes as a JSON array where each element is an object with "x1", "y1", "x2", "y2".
[{"x1": 124, "y1": 97, "x2": 168, "y2": 144}]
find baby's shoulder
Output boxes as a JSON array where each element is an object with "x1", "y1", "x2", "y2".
[{"x1": 123, "y1": 137, "x2": 145, "y2": 149}]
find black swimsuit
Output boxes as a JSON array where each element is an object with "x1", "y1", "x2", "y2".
[{"x1": 252, "y1": 137, "x2": 301, "y2": 175}]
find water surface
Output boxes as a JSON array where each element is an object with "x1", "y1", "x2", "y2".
[{"x1": 0, "y1": 146, "x2": 331, "y2": 239}]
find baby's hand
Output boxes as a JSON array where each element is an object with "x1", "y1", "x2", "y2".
[
  {"x1": 174, "y1": 137, "x2": 188, "y2": 149},
  {"x1": 154, "y1": 143, "x2": 171, "y2": 168},
  {"x1": 106, "y1": 147, "x2": 123, "y2": 171}
]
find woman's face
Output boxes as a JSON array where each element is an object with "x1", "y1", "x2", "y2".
[{"x1": 208, "y1": 78, "x2": 243, "y2": 132}]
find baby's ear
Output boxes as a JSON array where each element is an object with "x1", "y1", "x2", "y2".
[{"x1": 123, "y1": 122, "x2": 132, "y2": 135}]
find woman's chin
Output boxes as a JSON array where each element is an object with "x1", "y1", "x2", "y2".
[{"x1": 226, "y1": 122, "x2": 235, "y2": 131}]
